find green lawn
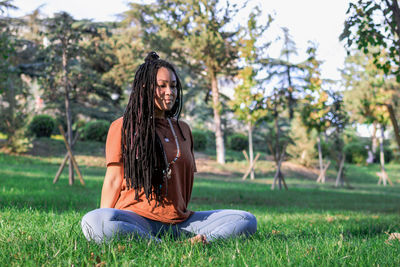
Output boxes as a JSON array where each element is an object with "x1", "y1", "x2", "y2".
[{"x1": 1, "y1": 152, "x2": 400, "y2": 266}]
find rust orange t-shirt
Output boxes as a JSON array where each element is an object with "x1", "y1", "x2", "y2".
[{"x1": 105, "y1": 116, "x2": 197, "y2": 224}]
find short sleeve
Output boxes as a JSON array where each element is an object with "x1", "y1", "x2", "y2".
[
  {"x1": 105, "y1": 117, "x2": 123, "y2": 167},
  {"x1": 188, "y1": 124, "x2": 197, "y2": 173}
]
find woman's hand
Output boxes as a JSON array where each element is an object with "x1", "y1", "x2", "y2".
[{"x1": 100, "y1": 163, "x2": 123, "y2": 208}]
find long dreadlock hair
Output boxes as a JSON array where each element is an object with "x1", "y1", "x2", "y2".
[{"x1": 122, "y1": 51, "x2": 185, "y2": 203}]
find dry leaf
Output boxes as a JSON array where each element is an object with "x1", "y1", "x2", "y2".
[
  {"x1": 117, "y1": 244, "x2": 125, "y2": 252},
  {"x1": 326, "y1": 216, "x2": 335, "y2": 223},
  {"x1": 272, "y1": 230, "x2": 281, "y2": 235},
  {"x1": 385, "y1": 232, "x2": 400, "y2": 245},
  {"x1": 388, "y1": 233, "x2": 400, "y2": 241}
]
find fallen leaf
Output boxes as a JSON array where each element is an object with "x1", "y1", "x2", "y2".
[
  {"x1": 387, "y1": 233, "x2": 400, "y2": 241},
  {"x1": 271, "y1": 230, "x2": 281, "y2": 235},
  {"x1": 326, "y1": 216, "x2": 335, "y2": 223},
  {"x1": 117, "y1": 244, "x2": 125, "y2": 252}
]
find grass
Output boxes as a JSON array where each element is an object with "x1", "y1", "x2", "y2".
[{"x1": 1, "y1": 150, "x2": 400, "y2": 266}]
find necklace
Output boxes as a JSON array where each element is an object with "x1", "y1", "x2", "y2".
[{"x1": 165, "y1": 118, "x2": 181, "y2": 179}]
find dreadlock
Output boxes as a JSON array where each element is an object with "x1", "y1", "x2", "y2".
[{"x1": 121, "y1": 51, "x2": 185, "y2": 204}]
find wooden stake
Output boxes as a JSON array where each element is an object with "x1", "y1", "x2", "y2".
[
  {"x1": 316, "y1": 161, "x2": 330, "y2": 183},
  {"x1": 377, "y1": 170, "x2": 393, "y2": 186},
  {"x1": 53, "y1": 132, "x2": 80, "y2": 184},
  {"x1": 242, "y1": 153, "x2": 260, "y2": 180},
  {"x1": 271, "y1": 147, "x2": 288, "y2": 190},
  {"x1": 58, "y1": 125, "x2": 85, "y2": 186},
  {"x1": 242, "y1": 150, "x2": 249, "y2": 162}
]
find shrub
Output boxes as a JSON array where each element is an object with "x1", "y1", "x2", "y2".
[
  {"x1": 28, "y1": 115, "x2": 55, "y2": 138},
  {"x1": 192, "y1": 129, "x2": 208, "y2": 151},
  {"x1": 373, "y1": 144, "x2": 394, "y2": 163},
  {"x1": 227, "y1": 133, "x2": 248, "y2": 151},
  {"x1": 81, "y1": 120, "x2": 110, "y2": 142},
  {"x1": 344, "y1": 142, "x2": 367, "y2": 164}
]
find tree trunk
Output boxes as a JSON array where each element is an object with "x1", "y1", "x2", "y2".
[
  {"x1": 379, "y1": 123, "x2": 387, "y2": 186},
  {"x1": 210, "y1": 73, "x2": 225, "y2": 164},
  {"x1": 316, "y1": 133, "x2": 325, "y2": 183},
  {"x1": 248, "y1": 121, "x2": 255, "y2": 180},
  {"x1": 335, "y1": 152, "x2": 345, "y2": 187},
  {"x1": 371, "y1": 122, "x2": 378, "y2": 154},
  {"x1": 386, "y1": 104, "x2": 400, "y2": 152},
  {"x1": 62, "y1": 42, "x2": 74, "y2": 185},
  {"x1": 6, "y1": 76, "x2": 15, "y2": 145}
]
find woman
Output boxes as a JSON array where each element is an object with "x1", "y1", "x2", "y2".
[{"x1": 81, "y1": 52, "x2": 257, "y2": 244}]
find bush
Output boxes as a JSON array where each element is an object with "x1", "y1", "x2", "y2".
[
  {"x1": 374, "y1": 144, "x2": 394, "y2": 163},
  {"x1": 28, "y1": 115, "x2": 55, "y2": 138},
  {"x1": 344, "y1": 142, "x2": 367, "y2": 164},
  {"x1": 192, "y1": 129, "x2": 208, "y2": 151},
  {"x1": 227, "y1": 133, "x2": 248, "y2": 151},
  {"x1": 81, "y1": 120, "x2": 110, "y2": 142}
]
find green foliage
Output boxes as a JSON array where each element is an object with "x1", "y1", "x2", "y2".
[
  {"x1": 287, "y1": 115, "x2": 317, "y2": 167},
  {"x1": 230, "y1": 7, "x2": 270, "y2": 125},
  {"x1": 37, "y1": 12, "x2": 123, "y2": 124},
  {"x1": 81, "y1": 120, "x2": 110, "y2": 142},
  {"x1": 341, "y1": 0, "x2": 400, "y2": 81},
  {"x1": 227, "y1": 133, "x2": 248, "y2": 152},
  {"x1": 374, "y1": 141, "x2": 394, "y2": 163},
  {"x1": 301, "y1": 42, "x2": 330, "y2": 134},
  {"x1": 342, "y1": 49, "x2": 394, "y2": 127},
  {"x1": 192, "y1": 129, "x2": 208, "y2": 151},
  {"x1": 28, "y1": 115, "x2": 55, "y2": 138},
  {"x1": 344, "y1": 142, "x2": 367, "y2": 165}
]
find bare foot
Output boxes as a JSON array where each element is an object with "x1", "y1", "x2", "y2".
[{"x1": 189, "y1": 234, "x2": 209, "y2": 245}]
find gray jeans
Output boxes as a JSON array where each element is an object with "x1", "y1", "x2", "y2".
[{"x1": 81, "y1": 208, "x2": 257, "y2": 243}]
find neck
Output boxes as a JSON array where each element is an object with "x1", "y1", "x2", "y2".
[{"x1": 154, "y1": 108, "x2": 165, "y2": 119}]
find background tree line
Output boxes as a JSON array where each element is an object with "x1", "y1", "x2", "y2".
[{"x1": 1, "y1": 0, "x2": 400, "y2": 187}]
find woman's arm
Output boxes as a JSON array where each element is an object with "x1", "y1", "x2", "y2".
[{"x1": 100, "y1": 163, "x2": 123, "y2": 208}]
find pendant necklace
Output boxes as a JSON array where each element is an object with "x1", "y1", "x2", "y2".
[{"x1": 165, "y1": 118, "x2": 181, "y2": 179}]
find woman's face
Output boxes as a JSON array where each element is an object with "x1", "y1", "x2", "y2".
[{"x1": 155, "y1": 67, "x2": 177, "y2": 113}]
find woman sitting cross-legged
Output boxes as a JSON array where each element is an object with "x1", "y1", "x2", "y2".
[{"x1": 81, "y1": 52, "x2": 257, "y2": 244}]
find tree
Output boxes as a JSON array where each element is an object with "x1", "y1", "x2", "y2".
[
  {"x1": 287, "y1": 114, "x2": 317, "y2": 167},
  {"x1": 264, "y1": 28, "x2": 304, "y2": 121},
  {"x1": 327, "y1": 91, "x2": 350, "y2": 187},
  {"x1": 259, "y1": 87, "x2": 291, "y2": 190},
  {"x1": 340, "y1": 0, "x2": 400, "y2": 151},
  {"x1": 341, "y1": 49, "x2": 398, "y2": 162},
  {"x1": 230, "y1": 7, "x2": 271, "y2": 179},
  {"x1": 39, "y1": 12, "x2": 112, "y2": 184},
  {"x1": 301, "y1": 43, "x2": 331, "y2": 183},
  {"x1": 0, "y1": 1, "x2": 34, "y2": 152},
  {"x1": 125, "y1": 0, "x2": 242, "y2": 164}
]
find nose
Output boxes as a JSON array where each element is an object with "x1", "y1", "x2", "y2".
[
  {"x1": 164, "y1": 85, "x2": 176, "y2": 96},
  {"x1": 165, "y1": 85, "x2": 173, "y2": 95}
]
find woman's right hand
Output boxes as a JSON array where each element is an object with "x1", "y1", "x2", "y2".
[{"x1": 100, "y1": 163, "x2": 123, "y2": 208}]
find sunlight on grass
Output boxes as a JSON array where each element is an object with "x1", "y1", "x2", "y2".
[
  {"x1": 0, "y1": 152, "x2": 399, "y2": 266},
  {"x1": 50, "y1": 135, "x2": 64, "y2": 141}
]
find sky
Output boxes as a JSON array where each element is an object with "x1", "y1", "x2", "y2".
[{"x1": 7, "y1": 0, "x2": 350, "y2": 81}]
